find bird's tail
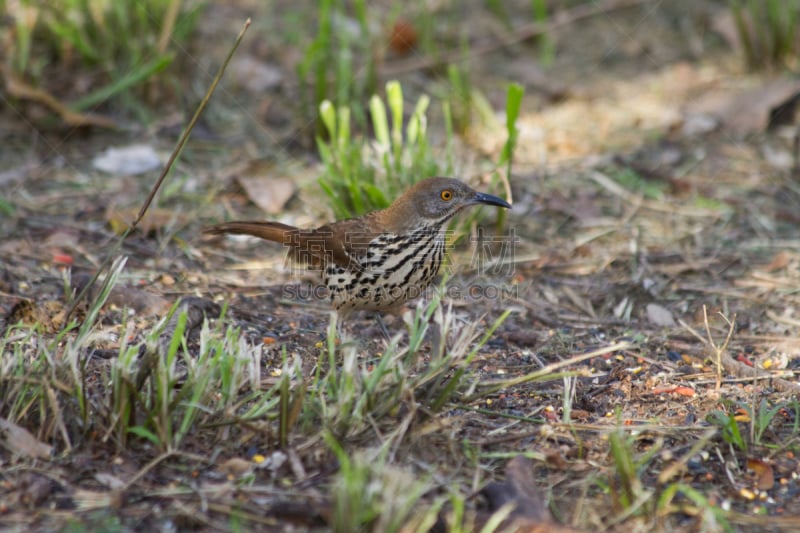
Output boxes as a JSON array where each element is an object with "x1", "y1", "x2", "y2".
[
  {"x1": 204, "y1": 221, "x2": 298, "y2": 245},
  {"x1": 205, "y1": 221, "x2": 329, "y2": 267}
]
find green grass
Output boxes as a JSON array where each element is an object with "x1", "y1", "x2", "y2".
[
  {"x1": 0, "y1": 266, "x2": 516, "y2": 529},
  {"x1": 611, "y1": 168, "x2": 667, "y2": 200},
  {"x1": 317, "y1": 80, "x2": 447, "y2": 219},
  {"x1": 657, "y1": 484, "x2": 733, "y2": 533},
  {"x1": 730, "y1": 0, "x2": 800, "y2": 70},
  {"x1": 281, "y1": 280, "x2": 513, "y2": 442},
  {"x1": 707, "y1": 397, "x2": 800, "y2": 452},
  {"x1": 595, "y1": 423, "x2": 734, "y2": 531},
  {"x1": 326, "y1": 434, "x2": 438, "y2": 532},
  {"x1": 296, "y1": 0, "x2": 375, "y2": 132},
  {"x1": 531, "y1": 0, "x2": 555, "y2": 66},
  {"x1": 707, "y1": 407, "x2": 748, "y2": 452},
  {"x1": 7, "y1": 3, "x2": 794, "y2": 530},
  {"x1": 317, "y1": 79, "x2": 521, "y2": 229},
  {"x1": 3, "y1": 0, "x2": 204, "y2": 117},
  {"x1": 6, "y1": 260, "x2": 793, "y2": 531}
]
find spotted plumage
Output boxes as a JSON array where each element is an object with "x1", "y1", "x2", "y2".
[{"x1": 206, "y1": 177, "x2": 511, "y2": 315}]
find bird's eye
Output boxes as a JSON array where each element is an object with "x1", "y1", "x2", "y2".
[{"x1": 440, "y1": 190, "x2": 453, "y2": 201}]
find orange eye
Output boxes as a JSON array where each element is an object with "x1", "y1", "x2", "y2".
[{"x1": 440, "y1": 190, "x2": 453, "y2": 201}]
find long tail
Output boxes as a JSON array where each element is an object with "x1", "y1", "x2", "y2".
[
  {"x1": 205, "y1": 220, "x2": 328, "y2": 267},
  {"x1": 204, "y1": 221, "x2": 298, "y2": 245}
]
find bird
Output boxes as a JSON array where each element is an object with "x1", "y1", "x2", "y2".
[{"x1": 205, "y1": 177, "x2": 511, "y2": 318}]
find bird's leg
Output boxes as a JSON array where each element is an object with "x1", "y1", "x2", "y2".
[
  {"x1": 426, "y1": 313, "x2": 444, "y2": 358},
  {"x1": 335, "y1": 312, "x2": 360, "y2": 350},
  {"x1": 324, "y1": 311, "x2": 344, "y2": 347},
  {"x1": 334, "y1": 311, "x2": 344, "y2": 341},
  {"x1": 374, "y1": 314, "x2": 391, "y2": 342}
]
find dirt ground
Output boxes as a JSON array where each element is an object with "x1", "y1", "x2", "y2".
[{"x1": 2, "y1": 0, "x2": 800, "y2": 531}]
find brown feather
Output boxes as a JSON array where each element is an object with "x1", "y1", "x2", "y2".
[
  {"x1": 205, "y1": 217, "x2": 384, "y2": 272},
  {"x1": 205, "y1": 177, "x2": 512, "y2": 314},
  {"x1": 205, "y1": 221, "x2": 297, "y2": 243}
]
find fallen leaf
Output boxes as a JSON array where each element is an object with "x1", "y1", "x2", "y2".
[
  {"x1": 673, "y1": 386, "x2": 696, "y2": 397},
  {"x1": 739, "y1": 487, "x2": 756, "y2": 501},
  {"x1": 686, "y1": 78, "x2": 800, "y2": 135},
  {"x1": 546, "y1": 451, "x2": 570, "y2": 469},
  {"x1": 476, "y1": 456, "x2": 581, "y2": 532},
  {"x1": 0, "y1": 418, "x2": 53, "y2": 459},
  {"x1": 218, "y1": 457, "x2": 254, "y2": 479},
  {"x1": 94, "y1": 472, "x2": 126, "y2": 490},
  {"x1": 5, "y1": 299, "x2": 69, "y2": 333},
  {"x1": 747, "y1": 458, "x2": 775, "y2": 490},
  {"x1": 388, "y1": 19, "x2": 418, "y2": 55},
  {"x1": 763, "y1": 144, "x2": 793, "y2": 170},
  {"x1": 52, "y1": 253, "x2": 74, "y2": 265},
  {"x1": 105, "y1": 206, "x2": 183, "y2": 235},
  {"x1": 16, "y1": 473, "x2": 56, "y2": 507},
  {"x1": 652, "y1": 386, "x2": 695, "y2": 397},
  {"x1": 72, "y1": 488, "x2": 119, "y2": 510},
  {"x1": 236, "y1": 164, "x2": 296, "y2": 215},
  {"x1": 93, "y1": 144, "x2": 162, "y2": 175},
  {"x1": 568, "y1": 409, "x2": 591, "y2": 422},
  {"x1": 765, "y1": 251, "x2": 793, "y2": 272},
  {"x1": 646, "y1": 303, "x2": 675, "y2": 327}
]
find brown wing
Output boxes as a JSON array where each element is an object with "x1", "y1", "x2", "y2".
[
  {"x1": 314, "y1": 215, "x2": 383, "y2": 272},
  {"x1": 205, "y1": 217, "x2": 384, "y2": 272}
]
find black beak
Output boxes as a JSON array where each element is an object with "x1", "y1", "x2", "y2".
[{"x1": 473, "y1": 191, "x2": 512, "y2": 209}]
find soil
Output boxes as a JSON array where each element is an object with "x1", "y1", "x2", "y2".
[{"x1": 2, "y1": 1, "x2": 800, "y2": 531}]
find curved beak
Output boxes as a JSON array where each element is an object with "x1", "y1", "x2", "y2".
[{"x1": 472, "y1": 191, "x2": 512, "y2": 209}]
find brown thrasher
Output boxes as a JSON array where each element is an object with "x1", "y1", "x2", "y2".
[{"x1": 206, "y1": 177, "x2": 511, "y2": 315}]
